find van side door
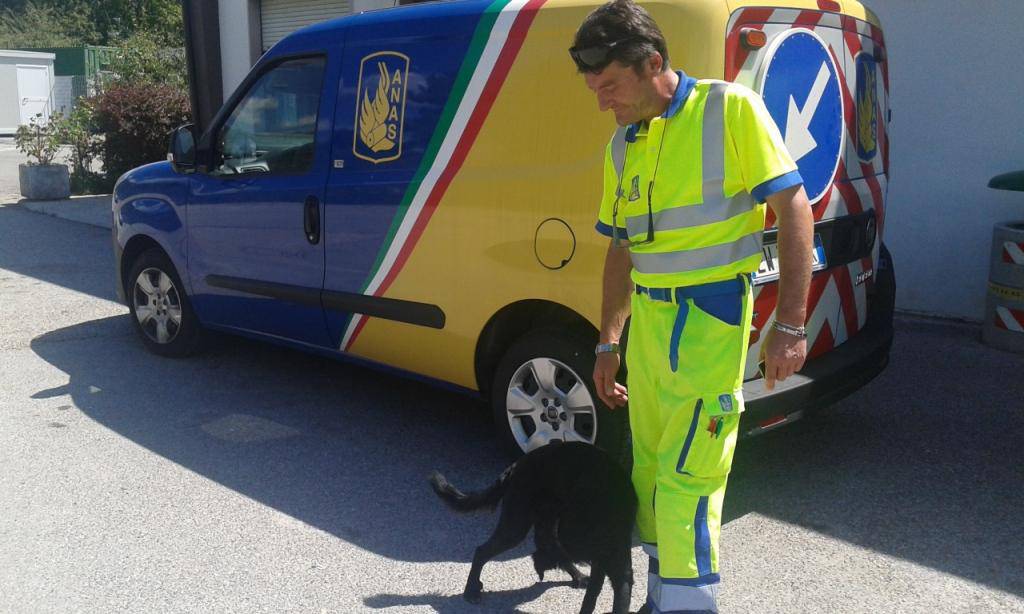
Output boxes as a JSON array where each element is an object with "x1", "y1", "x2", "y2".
[
  {"x1": 186, "y1": 53, "x2": 338, "y2": 347},
  {"x1": 320, "y1": 12, "x2": 482, "y2": 351}
]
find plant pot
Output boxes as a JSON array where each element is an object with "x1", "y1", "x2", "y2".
[{"x1": 19, "y1": 163, "x2": 71, "y2": 200}]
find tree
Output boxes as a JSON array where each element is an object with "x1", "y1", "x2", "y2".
[
  {"x1": 0, "y1": 0, "x2": 183, "y2": 48},
  {"x1": 0, "y1": 1, "x2": 78, "y2": 48},
  {"x1": 105, "y1": 30, "x2": 187, "y2": 89}
]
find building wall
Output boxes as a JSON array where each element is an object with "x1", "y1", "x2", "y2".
[
  {"x1": 218, "y1": 0, "x2": 260, "y2": 101},
  {"x1": 870, "y1": 1, "x2": 1024, "y2": 320},
  {"x1": 0, "y1": 63, "x2": 18, "y2": 134}
]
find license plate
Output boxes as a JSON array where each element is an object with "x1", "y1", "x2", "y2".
[{"x1": 752, "y1": 234, "x2": 827, "y2": 285}]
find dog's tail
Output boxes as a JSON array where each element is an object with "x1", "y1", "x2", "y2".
[{"x1": 428, "y1": 464, "x2": 513, "y2": 513}]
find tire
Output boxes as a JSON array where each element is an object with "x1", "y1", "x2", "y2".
[
  {"x1": 491, "y1": 328, "x2": 628, "y2": 462},
  {"x1": 126, "y1": 247, "x2": 204, "y2": 358}
]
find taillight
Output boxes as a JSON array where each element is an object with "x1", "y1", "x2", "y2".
[
  {"x1": 740, "y1": 27, "x2": 767, "y2": 50},
  {"x1": 759, "y1": 415, "x2": 787, "y2": 429}
]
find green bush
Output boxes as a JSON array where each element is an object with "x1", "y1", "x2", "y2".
[
  {"x1": 91, "y1": 82, "x2": 190, "y2": 186},
  {"x1": 52, "y1": 102, "x2": 105, "y2": 194}
]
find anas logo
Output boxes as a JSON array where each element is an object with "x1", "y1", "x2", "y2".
[
  {"x1": 628, "y1": 175, "x2": 640, "y2": 201},
  {"x1": 855, "y1": 53, "x2": 879, "y2": 162},
  {"x1": 354, "y1": 51, "x2": 409, "y2": 164}
]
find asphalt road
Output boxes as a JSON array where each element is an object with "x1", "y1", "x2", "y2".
[{"x1": 1, "y1": 203, "x2": 1022, "y2": 613}]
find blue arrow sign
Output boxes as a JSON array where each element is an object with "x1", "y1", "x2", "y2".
[{"x1": 758, "y1": 29, "x2": 844, "y2": 204}]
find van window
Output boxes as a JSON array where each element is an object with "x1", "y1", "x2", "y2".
[{"x1": 212, "y1": 56, "x2": 325, "y2": 176}]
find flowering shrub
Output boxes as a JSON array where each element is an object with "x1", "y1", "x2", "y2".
[
  {"x1": 91, "y1": 82, "x2": 190, "y2": 185},
  {"x1": 14, "y1": 113, "x2": 61, "y2": 166}
]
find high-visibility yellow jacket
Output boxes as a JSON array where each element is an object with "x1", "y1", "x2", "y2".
[{"x1": 596, "y1": 70, "x2": 803, "y2": 289}]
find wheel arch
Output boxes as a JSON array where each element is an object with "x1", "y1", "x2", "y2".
[
  {"x1": 474, "y1": 299, "x2": 599, "y2": 398},
  {"x1": 120, "y1": 235, "x2": 172, "y2": 299}
]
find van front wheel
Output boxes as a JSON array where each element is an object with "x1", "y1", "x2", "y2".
[
  {"x1": 491, "y1": 329, "x2": 627, "y2": 460},
  {"x1": 127, "y1": 248, "x2": 204, "y2": 358}
]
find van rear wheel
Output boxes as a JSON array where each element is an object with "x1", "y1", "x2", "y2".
[{"x1": 491, "y1": 329, "x2": 627, "y2": 460}]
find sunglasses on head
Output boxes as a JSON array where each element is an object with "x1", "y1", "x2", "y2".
[{"x1": 568, "y1": 38, "x2": 638, "y2": 72}]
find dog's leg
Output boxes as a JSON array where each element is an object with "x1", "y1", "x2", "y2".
[
  {"x1": 606, "y1": 571, "x2": 633, "y2": 614},
  {"x1": 606, "y1": 550, "x2": 634, "y2": 614},
  {"x1": 534, "y1": 518, "x2": 587, "y2": 588},
  {"x1": 464, "y1": 495, "x2": 532, "y2": 604},
  {"x1": 578, "y1": 563, "x2": 606, "y2": 614}
]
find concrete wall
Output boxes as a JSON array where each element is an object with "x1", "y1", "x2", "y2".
[
  {"x1": 218, "y1": 0, "x2": 261, "y2": 101},
  {"x1": 870, "y1": 1, "x2": 1024, "y2": 321},
  {"x1": 53, "y1": 76, "x2": 74, "y2": 117}
]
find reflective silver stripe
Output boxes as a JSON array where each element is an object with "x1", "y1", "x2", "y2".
[
  {"x1": 624, "y1": 81, "x2": 756, "y2": 238},
  {"x1": 630, "y1": 232, "x2": 762, "y2": 274},
  {"x1": 659, "y1": 581, "x2": 719, "y2": 612},
  {"x1": 702, "y1": 82, "x2": 728, "y2": 203},
  {"x1": 610, "y1": 127, "x2": 628, "y2": 177},
  {"x1": 625, "y1": 192, "x2": 756, "y2": 237}
]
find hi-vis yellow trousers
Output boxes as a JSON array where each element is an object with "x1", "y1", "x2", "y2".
[{"x1": 625, "y1": 275, "x2": 753, "y2": 613}]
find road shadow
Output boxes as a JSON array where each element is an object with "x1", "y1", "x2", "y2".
[
  {"x1": 28, "y1": 314, "x2": 1024, "y2": 599},
  {"x1": 0, "y1": 205, "x2": 116, "y2": 302},
  {"x1": 364, "y1": 580, "x2": 579, "y2": 613},
  {"x1": 12, "y1": 205, "x2": 1023, "y2": 598},
  {"x1": 725, "y1": 317, "x2": 1024, "y2": 596}
]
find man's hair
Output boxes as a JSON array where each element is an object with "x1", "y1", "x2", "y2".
[{"x1": 572, "y1": 0, "x2": 669, "y2": 74}]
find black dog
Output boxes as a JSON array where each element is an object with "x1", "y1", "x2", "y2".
[{"x1": 429, "y1": 441, "x2": 637, "y2": 614}]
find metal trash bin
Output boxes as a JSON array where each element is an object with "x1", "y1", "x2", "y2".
[{"x1": 983, "y1": 171, "x2": 1024, "y2": 353}]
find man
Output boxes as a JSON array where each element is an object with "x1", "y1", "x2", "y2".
[{"x1": 570, "y1": 1, "x2": 814, "y2": 612}]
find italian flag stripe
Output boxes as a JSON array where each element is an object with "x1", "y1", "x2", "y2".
[{"x1": 342, "y1": 0, "x2": 546, "y2": 350}]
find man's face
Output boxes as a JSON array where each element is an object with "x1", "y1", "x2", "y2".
[{"x1": 583, "y1": 60, "x2": 656, "y2": 126}]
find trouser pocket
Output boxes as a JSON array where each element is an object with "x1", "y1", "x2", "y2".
[{"x1": 675, "y1": 392, "x2": 742, "y2": 481}]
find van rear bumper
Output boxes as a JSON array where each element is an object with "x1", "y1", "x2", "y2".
[{"x1": 740, "y1": 245, "x2": 896, "y2": 436}]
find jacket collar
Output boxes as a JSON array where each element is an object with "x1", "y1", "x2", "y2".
[{"x1": 625, "y1": 70, "x2": 696, "y2": 142}]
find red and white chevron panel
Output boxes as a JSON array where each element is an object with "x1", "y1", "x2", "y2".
[
  {"x1": 1003, "y1": 241, "x2": 1024, "y2": 265},
  {"x1": 728, "y1": 8, "x2": 888, "y2": 377},
  {"x1": 994, "y1": 305, "x2": 1024, "y2": 332}
]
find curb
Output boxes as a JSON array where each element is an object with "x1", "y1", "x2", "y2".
[{"x1": 5, "y1": 194, "x2": 112, "y2": 230}]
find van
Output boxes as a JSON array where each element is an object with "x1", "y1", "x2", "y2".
[{"x1": 113, "y1": 0, "x2": 894, "y2": 457}]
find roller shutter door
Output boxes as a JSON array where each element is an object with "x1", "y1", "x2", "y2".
[{"x1": 261, "y1": 0, "x2": 353, "y2": 50}]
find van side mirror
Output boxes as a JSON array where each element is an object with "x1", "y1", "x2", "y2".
[{"x1": 168, "y1": 124, "x2": 197, "y2": 172}]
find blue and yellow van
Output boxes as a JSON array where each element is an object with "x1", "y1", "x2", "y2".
[{"x1": 113, "y1": 0, "x2": 894, "y2": 457}]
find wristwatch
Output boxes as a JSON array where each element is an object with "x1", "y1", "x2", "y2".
[
  {"x1": 594, "y1": 342, "x2": 620, "y2": 355},
  {"x1": 772, "y1": 320, "x2": 807, "y2": 339}
]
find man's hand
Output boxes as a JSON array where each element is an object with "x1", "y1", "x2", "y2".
[
  {"x1": 762, "y1": 184, "x2": 813, "y2": 392},
  {"x1": 759, "y1": 325, "x2": 807, "y2": 391},
  {"x1": 593, "y1": 351, "x2": 628, "y2": 408}
]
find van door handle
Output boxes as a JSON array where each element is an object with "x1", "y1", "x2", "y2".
[{"x1": 304, "y1": 195, "x2": 320, "y2": 245}]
